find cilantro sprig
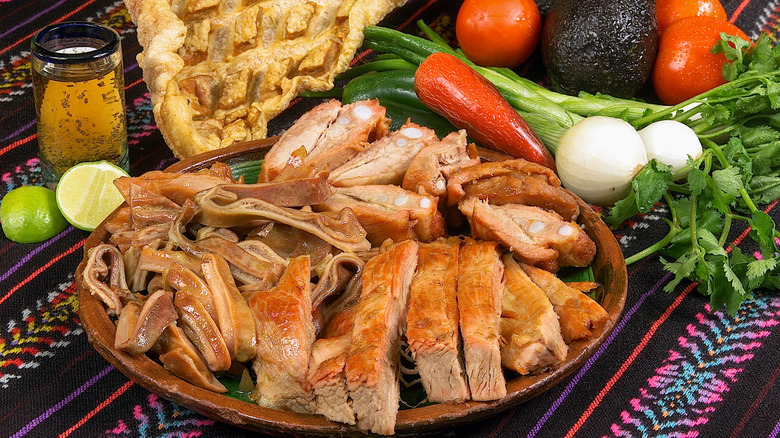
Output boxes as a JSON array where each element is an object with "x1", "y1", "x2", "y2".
[{"x1": 608, "y1": 34, "x2": 780, "y2": 315}]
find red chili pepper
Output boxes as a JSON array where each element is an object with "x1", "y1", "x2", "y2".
[{"x1": 414, "y1": 52, "x2": 556, "y2": 171}]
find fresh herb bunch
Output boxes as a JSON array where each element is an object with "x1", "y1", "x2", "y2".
[{"x1": 355, "y1": 23, "x2": 780, "y2": 314}]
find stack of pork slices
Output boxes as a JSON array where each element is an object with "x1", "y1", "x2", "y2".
[{"x1": 85, "y1": 99, "x2": 610, "y2": 436}]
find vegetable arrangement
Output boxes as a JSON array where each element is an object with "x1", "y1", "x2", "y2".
[{"x1": 324, "y1": 20, "x2": 780, "y2": 315}]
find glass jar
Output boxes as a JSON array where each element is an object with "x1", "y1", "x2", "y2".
[{"x1": 31, "y1": 21, "x2": 129, "y2": 187}]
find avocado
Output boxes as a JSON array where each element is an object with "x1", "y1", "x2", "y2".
[{"x1": 540, "y1": 0, "x2": 658, "y2": 98}]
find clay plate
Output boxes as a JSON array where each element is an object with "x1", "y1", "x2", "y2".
[{"x1": 77, "y1": 138, "x2": 628, "y2": 436}]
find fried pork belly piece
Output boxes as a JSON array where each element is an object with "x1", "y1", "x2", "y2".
[
  {"x1": 315, "y1": 185, "x2": 447, "y2": 246},
  {"x1": 460, "y1": 198, "x2": 596, "y2": 272},
  {"x1": 457, "y1": 240, "x2": 506, "y2": 401},
  {"x1": 261, "y1": 99, "x2": 342, "y2": 182},
  {"x1": 500, "y1": 255, "x2": 567, "y2": 375},
  {"x1": 346, "y1": 240, "x2": 419, "y2": 435},
  {"x1": 520, "y1": 263, "x2": 609, "y2": 343},
  {"x1": 402, "y1": 130, "x2": 480, "y2": 199},
  {"x1": 274, "y1": 100, "x2": 390, "y2": 181},
  {"x1": 329, "y1": 121, "x2": 438, "y2": 187},
  {"x1": 446, "y1": 159, "x2": 580, "y2": 221},
  {"x1": 406, "y1": 238, "x2": 470, "y2": 403},
  {"x1": 248, "y1": 256, "x2": 316, "y2": 413}
]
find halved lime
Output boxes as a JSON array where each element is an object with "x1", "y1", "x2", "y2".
[
  {"x1": 55, "y1": 161, "x2": 129, "y2": 231},
  {"x1": 0, "y1": 185, "x2": 69, "y2": 243}
]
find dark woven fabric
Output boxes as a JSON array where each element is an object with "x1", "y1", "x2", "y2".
[{"x1": 1, "y1": 1, "x2": 779, "y2": 437}]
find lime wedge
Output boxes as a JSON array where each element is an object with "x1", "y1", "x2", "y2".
[{"x1": 55, "y1": 161, "x2": 129, "y2": 231}]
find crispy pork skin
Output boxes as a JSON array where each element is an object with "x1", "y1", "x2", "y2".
[
  {"x1": 329, "y1": 121, "x2": 438, "y2": 187},
  {"x1": 457, "y1": 240, "x2": 507, "y2": 401},
  {"x1": 345, "y1": 240, "x2": 419, "y2": 435},
  {"x1": 460, "y1": 198, "x2": 596, "y2": 271},
  {"x1": 406, "y1": 238, "x2": 470, "y2": 403},
  {"x1": 248, "y1": 256, "x2": 316, "y2": 413},
  {"x1": 501, "y1": 255, "x2": 568, "y2": 375},
  {"x1": 520, "y1": 263, "x2": 609, "y2": 343}
]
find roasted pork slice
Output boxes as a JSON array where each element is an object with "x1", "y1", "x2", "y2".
[
  {"x1": 457, "y1": 240, "x2": 506, "y2": 401},
  {"x1": 315, "y1": 185, "x2": 447, "y2": 246},
  {"x1": 248, "y1": 255, "x2": 317, "y2": 413},
  {"x1": 460, "y1": 198, "x2": 596, "y2": 272},
  {"x1": 329, "y1": 121, "x2": 438, "y2": 187},
  {"x1": 520, "y1": 263, "x2": 609, "y2": 343},
  {"x1": 345, "y1": 240, "x2": 419, "y2": 435},
  {"x1": 500, "y1": 255, "x2": 568, "y2": 375},
  {"x1": 406, "y1": 238, "x2": 470, "y2": 403},
  {"x1": 307, "y1": 300, "x2": 360, "y2": 425},
  {"x1": 446, "y1": 158, "x2": 580, "y2": 221},
  {"x1": 274, "y1": 100, "x2": 390, "y2": 181},
  {"x1": 261, "y1": 99, "x2": 342, "y2": 182},
  {"x1": 402, "y1": 130, "x2": 480, "y2": 199},
  {"x1": 197, "y1": 235, "x2": 284, "y2": 286}
]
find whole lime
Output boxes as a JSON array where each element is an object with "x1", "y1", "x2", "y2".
[{"x1": 0, "y1": 185, "x2": 69, "y2": 243}]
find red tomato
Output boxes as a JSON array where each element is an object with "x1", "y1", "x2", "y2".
[
  {"x1": 455, "y1": 0, "x2": 542, "y2": 68},
  {"x1": 656, "y1": 0, "x2": 727, "y2": 34},
  {"x1": 652, "y1": 16, "x2": 749, "y2": 105}
]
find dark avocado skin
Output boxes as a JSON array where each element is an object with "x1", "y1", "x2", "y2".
[{"x1": 541, "y1": 0, "x2": 658, "y2": 98}]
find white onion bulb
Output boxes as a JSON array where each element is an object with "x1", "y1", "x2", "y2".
[
  {"x1": 556, "y1": 116, "x2": 648, "y2": 206},
  {"x1": 639, "y1": 120, "x2": 702, "y2": 177}
]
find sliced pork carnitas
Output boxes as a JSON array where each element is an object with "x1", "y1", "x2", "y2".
[
  {"x1": 446, "y1": 158, "x2": 580, "y2": 221},
  {"x1": 114, "y1": 290, "x2": 178, "y2": 354},
  {"x1": 307, "y1": 299, "x2": 359, "y2": 425},
  {"x1": 261, "y1": 99, "x2": 342, "y2": 182},
  {"x1": 215, "y1": 172, "x2": 333, "y2": 207},
  {"x1": 520, "y1": 263, "x2": 609, "y2": 343},
  {"x1": 346, "y1": 239, "x2": 419, "y2": 435},
  {"x1": 329, "y1": 121, "x2": 438, "y2": 187},
  {"x1": 460, "y1": 198, "x2": 596, "y2": 272},
  {"x1": 201, "y1": 253, "x2": 257, "y2": 364},
  {"x1": 82, "y1": 243, "x2": 135, "y2": 316},
  {"x1": 274, "y1": 100, "x2": 390, "y2": 181},
  {"x1": 248, "y1": 255, "x2": 317, "y2": 413},
  {"x1": 172, "y1": 287, "x2": 232, "y2": 372},
  {"x1": 457, "y1": 240, "x2": 506, "y2": 401},
  {"x1": 500, "y1": 255, "x2": 567, "y2": 375},
  {"x1": 406, "y1": 238, "x2": 470, "y2": 404},
  {"x1": 315, "y1": 185, "x2": 447, "y2": 246},
  {"x1": 157, "y1": 172, "x2": 234, "y2": 206},
  {"x1": 152, "y1": 323, "x2": 228, "y2": 393},
  {"x1": 402, "y1": 130, "x2": 480, "y2": 199},
  {"x1": 110, "y1": 222, "x2": 171, "y2": 253},
  {"x1": 194, "y1": 186, "x2": 371, "y2": 253}
]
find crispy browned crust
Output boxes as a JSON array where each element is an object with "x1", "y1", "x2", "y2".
[{"x1": 125, "y1": 0, "x2": 405, "y2": 158}]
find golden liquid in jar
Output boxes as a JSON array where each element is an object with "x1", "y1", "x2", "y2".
[{"x1": 33, "y1": 60, "x2": 128, "y2": 183}]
